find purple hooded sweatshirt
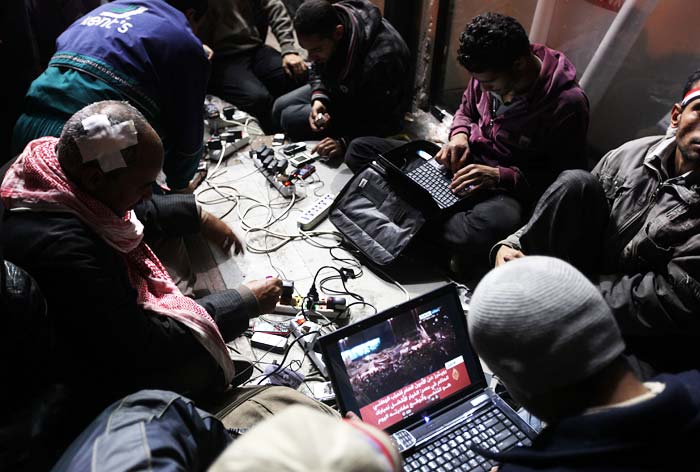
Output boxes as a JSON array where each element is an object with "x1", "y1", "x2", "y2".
[{"x1": 450, "y1": 44, "x2": 589, "y2": 203}]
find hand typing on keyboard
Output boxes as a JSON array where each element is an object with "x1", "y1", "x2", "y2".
[
  {"x1": 436, "y1": 133, "x2": 471, "y2": 173},
  {"x1": 450, "y1": 164, "x2": 500, "y2": 195}
]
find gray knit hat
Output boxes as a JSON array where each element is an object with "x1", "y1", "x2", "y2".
[{"x1": 468, "y1": 256, "x2": 625, "y2": 398}]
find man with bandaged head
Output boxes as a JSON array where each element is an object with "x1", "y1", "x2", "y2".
[{"x1": 0, "y1": 101, "x2": 281, "y2": 448}]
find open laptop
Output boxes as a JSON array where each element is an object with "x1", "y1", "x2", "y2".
[
  {"x1": 319, "y1": 284, "x2": 537, "y2": 471},
  {"x1": 378, "y1": 141, "x2": 466, "y2": 211}
]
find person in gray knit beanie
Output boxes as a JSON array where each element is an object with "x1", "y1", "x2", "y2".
[{"x1": 468, "y1": 256, "x2": 637, "y2": 421}]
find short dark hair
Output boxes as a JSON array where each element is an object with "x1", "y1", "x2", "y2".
[
  {"x1": 457, "y1": 12, "x2": 530, "y2": 73},
  {"x1": 294, "y1": 0, "x2": 341, "y2": 38},
  {"x1": 682, "y1": 69, "x2": 700, "y2": 98},
  {"x1": 166, "y1": 0, "x2": 208, "y2": 21}
]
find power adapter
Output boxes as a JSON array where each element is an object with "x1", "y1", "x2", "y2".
[{"x1": 339, "y1": 268, "x2": 355, "y2": 281}]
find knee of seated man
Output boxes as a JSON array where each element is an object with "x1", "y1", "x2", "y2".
[
  {"x1": 271, "y1": 95, "x2": 290, "y2": 121},
  {"x1": 241, "y1": 90, "x2": 273, "y2": 116},
  {"x1": 557, "y1": 169, "x2": 598, "y2": 188},
  {"x1": 344, "y1": 139, "x2": 372, "y2": 173}
]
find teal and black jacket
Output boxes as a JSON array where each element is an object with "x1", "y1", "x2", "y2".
[{"x1": 12, "y1": 0, "x2": 210, "y2": 190}]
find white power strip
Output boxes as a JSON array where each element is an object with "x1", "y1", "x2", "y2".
[{"x1": 298, "y1": 193, "x2": 335, "y2": 230}]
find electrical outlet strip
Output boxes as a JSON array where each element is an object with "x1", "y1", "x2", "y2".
[
  {"x1": 289, "y1": 318, "x2": 327, "y2": 377},
  {"x1": 253, "y1": 157, "x2": 295, "y2": 198},
  {"x1": 298, "y1": 193, "x2": 335, "y2": 230}
]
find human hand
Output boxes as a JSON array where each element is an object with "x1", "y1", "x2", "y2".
[
  {"x1": 244, "y1": 278, "x2": 283, "y2": 315},
  {"x1": 494, "y1": 246, "x2": 524, "y2": 267},
  {"x1": 282, "y1": 53, "x2": 308, "y2": 79},
  {"x1": 202, "y1": 44, "x2": 214, "y2": 61},
  {"x1": 435, "y1": 133, "x2": 470, "y2": 173},
  {"x1": 200, "y1": 210, "x2": 243, "y2": 255},
  {"x1": 449, "y1": 164, "x2": 499, "y2": 195},
  {"x1": 312, "y1": 137, "x2": 345, "y2": 159},
  {"x1": 309, "y1": 100, "x2": 330, "y2": 132}
]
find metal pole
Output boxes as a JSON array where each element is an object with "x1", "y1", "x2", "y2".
[
  {"x1": 529, "y1": 0, "x2": 558, "y2": 44},
  {"x1": 579, "y1": 0, "x2": 659, "y2": 111}
]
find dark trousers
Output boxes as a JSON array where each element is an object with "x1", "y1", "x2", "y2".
[
  {"x1": 271, "y1": 84, "x2": 364, "y2": 141},
  {"x1": 516, "y1": 169, "x2": 665, "y2": 378},
  {"x1": 345, "y1": 136, "x2": 524, "y2": 279},
  {"x1": 208, "y1": 46, "x2": 297, "y2": 133},
  {"x1": 518, "y1": 169, "x2": 610, "y2": 278},
  {"x1": 271, "y1": 84, "x2": 316, "y2": 141}
]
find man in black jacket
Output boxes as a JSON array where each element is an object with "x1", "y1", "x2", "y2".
[
  {"x1": 271, "y1": 0, "x2": 410, "y2": 159},
  {"x1": 0, "y1": 101, "x2": 281, "y2": 450},
  {"x1": 493, "y1": 70, "x2": 700, "y2": 375}
]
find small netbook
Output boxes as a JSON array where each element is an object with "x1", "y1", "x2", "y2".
[
  {"x1": 378, "y1": 141, "x2": 466, "y2": 211},
  {"x1": 319, "y1": 284, "x2": 537, "y2": 471}
]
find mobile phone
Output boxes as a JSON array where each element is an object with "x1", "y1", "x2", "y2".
[
  {"x1": 315, "y1": 113, "x2": 328, "y2": 127},
  {"x1": 283, "y1": 142, "x2": 307, "y2": 156},
  {"x1": 272, "y1": 133, "x2": 286, "y2": 146},
  {"x1": 310, "y1": 381, "x2": 335, "y2": 401},
  {"x1": 289, "y1": 151, "x2": 317, "y2": 168}
]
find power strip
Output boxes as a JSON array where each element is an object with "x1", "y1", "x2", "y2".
[
  {"x1": 298, "y1": 193, "x2": 335, "y2": 230},
  {"x1": 289, "y1": 318, "x2": 328, "y2": 377},
  {"x1": 252, "y1": 157, "x2": 295, "y2": 198}
]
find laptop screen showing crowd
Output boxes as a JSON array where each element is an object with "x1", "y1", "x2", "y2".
[{"x1": 320, "y1": 284, "x2": 536, "y2": 470}]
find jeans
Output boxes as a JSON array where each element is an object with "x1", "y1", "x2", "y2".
[
  {"x1": 518, "y1": 169, "x2": 610, "y2": 278},
  {"x1": 271, "y1": 84, "x2": 315, "y2": 141},
  {"x1": 208, "y1": 46, "x2": 297, "y2": 133}
]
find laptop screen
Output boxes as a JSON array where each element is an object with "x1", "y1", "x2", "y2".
[{"x1": 321, "y1": 284, "x2": 486, "y2": 433}]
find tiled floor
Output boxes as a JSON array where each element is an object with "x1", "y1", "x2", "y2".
[{"x1": 192, "y1": 112, "x2": 466, "y2": 394}]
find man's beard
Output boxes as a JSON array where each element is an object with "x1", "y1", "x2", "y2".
[{"x1": 679, "y1": 139, "x2": 700, "y2": 163}]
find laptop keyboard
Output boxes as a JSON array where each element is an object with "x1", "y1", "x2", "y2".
[
  {"x1": 406, "y1": 161, "x2": 460, "y2": 210},
  {"x1": 403, "y1": 408, "x2": 532, "y2": 472}
]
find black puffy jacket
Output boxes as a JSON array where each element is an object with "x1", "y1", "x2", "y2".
[{"x1": 0, "y1": 257, "x2": 70, "y2": 471}]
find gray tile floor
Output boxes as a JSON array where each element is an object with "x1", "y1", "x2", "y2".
[{"x1": 193, "y1": 115, "x2": 470, "y2": 396}]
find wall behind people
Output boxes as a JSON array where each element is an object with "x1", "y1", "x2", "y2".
[
  {"x1": 434, "y1": 0, "x2": 538, "y2": 108},
  {"x1": 428, "y1": 0, "x2": 699, "y2": 164},
  {"x1": 1, "y1": 0, "x2": 41, "y2": 165}
]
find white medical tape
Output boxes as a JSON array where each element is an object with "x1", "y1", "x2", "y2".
[{"x1": 76, "y1": 114, "x2": 138, "y2": 172}]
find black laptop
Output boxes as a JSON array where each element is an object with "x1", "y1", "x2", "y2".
[
  {"x1": 319, "y1": 284, "x2": 537, "y2": 472},
  {"x1": 378, "y1": 140, "x2": 466, "y2": 211}
]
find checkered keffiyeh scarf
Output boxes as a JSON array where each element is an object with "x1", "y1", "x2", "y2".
[{"x1": 1, "y1": 137, "x2": 234, "y2": 384}]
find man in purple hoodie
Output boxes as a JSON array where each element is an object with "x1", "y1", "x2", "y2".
[{"x1": 344, "y1": 12, "x2": 589, "y2": 279}]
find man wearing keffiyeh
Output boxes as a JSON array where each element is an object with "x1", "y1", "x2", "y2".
[{"x1": 0, "y1": 100, "x2": 281, "y2": 451}]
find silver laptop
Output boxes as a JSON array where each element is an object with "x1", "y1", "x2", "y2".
[{"x1": 319, "y1": 284, "x2": 537, "y2": 471}]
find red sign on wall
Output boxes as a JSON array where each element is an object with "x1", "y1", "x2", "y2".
[{"x1": 584, "y1": 0, "x2": 624, "y2": 12}]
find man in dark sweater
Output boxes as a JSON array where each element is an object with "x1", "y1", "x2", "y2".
[
  {"x1": 344, "y1": 13, "x2": 589, "y2": 279},
  {"x1": 271, "y1": 0, "x2": 410, "y2": 159},
  {"x1": 196, "y1": 0, "x2": 307, "y2": 132},
  {"x1": 468, "y1": 256, "x2": 700, "y2": 471},
  {"x1": 0, "y1": 101, "x2": 281, "y2": 452}
]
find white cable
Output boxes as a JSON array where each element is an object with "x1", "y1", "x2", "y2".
[
  {"x1": 208, "y1": 140, "x2": 227, "y2": 181},
  {"x1": 245, "y1": 228, "x2": 343, "y2": 254},
  {"x1": 372, "y1": 264, "x2": 410, "y2": 301}
]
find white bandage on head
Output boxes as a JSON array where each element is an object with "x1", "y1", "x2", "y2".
[{"x1": 76, "y1": 114, "x2": 138, "y2": 172}]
